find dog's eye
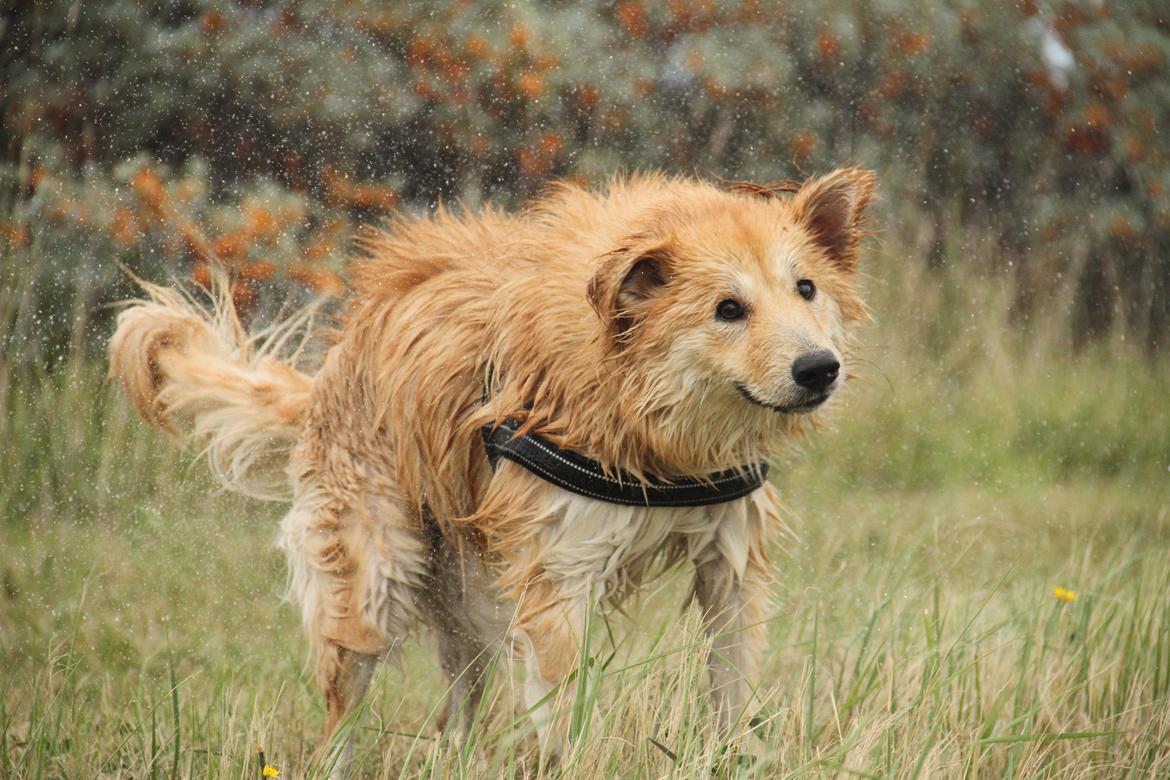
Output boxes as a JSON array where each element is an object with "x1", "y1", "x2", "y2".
[
  {"x1": 715, "y1": 298, "x2": 746, "y2": 322},
  {"x1": 796, "y1": 279, "x2": 816, "y2": 301}
]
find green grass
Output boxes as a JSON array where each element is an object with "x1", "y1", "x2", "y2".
[{"x1": 2, "y1": 233, "x2": 1170, "y2": 777}]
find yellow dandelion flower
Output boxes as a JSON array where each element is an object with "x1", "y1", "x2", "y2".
[
  {"x1": 257, "y1": 745, "x2": 279, "y2": 777},
  {"x1": 1053, "y1": 586, "x2": 1077, "y2": 603}
]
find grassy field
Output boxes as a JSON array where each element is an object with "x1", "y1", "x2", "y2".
[{"x1": 2, "y1": 233, "x2": 1170, "y2": 778}]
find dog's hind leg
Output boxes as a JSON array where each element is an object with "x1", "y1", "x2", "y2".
[
  {"x1": 319, "y1": 645, "x2": 379, "y2": 778},
  {"x1": 283, "y1": 489, "x2": 428, "y2": 778},
  {"x1": 421, "y1": 528, "x2": 504, "y2": 746},
  {"x1": 434, "y1": 623, "x2": 491, "y2": 743}
]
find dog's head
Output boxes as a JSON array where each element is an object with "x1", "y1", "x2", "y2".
[{"x1": 586, "y1": 169, "x2": 875, "y2": 468}]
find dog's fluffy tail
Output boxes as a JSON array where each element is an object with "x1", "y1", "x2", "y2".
[{"x1": 108, "y1": 271, "x2": 318, "y2": 501}]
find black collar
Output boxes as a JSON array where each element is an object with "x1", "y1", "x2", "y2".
[{"x1": 481, "y1": 417, "x2": 768, "y2": 507}]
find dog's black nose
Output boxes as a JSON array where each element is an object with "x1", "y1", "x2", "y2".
[{"x1": 791, "y1": 350, "x2": 840, "y2": 392}]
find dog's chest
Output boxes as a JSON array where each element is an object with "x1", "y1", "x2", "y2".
[{"x1": 533, "y1": 482, "x2": 759, "y2": 600}]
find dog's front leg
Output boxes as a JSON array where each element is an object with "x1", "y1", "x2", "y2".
[
  {"x1": 692, "y1": 539, "x2": 769, "y2": 736},
  {"x1": 512, "y1": 584, "x2": 595, "y2": 762}
]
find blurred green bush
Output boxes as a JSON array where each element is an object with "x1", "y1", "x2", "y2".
[{"x1": 2, "y1": 0, "x2": 1167, "y2": 359}]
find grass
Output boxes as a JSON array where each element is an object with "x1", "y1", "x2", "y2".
[{"x1": 2, "y1": 222, "x2": 1170, "y2": 777}]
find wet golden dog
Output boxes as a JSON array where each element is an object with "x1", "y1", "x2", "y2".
[{"x1": 109, "y1": 169, "x2": 874, "y2": 772}]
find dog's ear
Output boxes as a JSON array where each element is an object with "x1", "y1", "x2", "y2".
[
  {"x1": 587, "y1": 248, "x2": 670, "y2": 342},
  {"x1": 791, "y1": 167, "x2": 876, "y2": 271}
]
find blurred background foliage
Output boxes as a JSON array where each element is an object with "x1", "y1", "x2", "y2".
[{"x1": 1, "y1": 0, "x2": 1168, "y2": 363}]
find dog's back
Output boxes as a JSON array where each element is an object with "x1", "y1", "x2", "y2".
[{"x1": 309, "y1": 176, "x2": 691, "y2": 523}]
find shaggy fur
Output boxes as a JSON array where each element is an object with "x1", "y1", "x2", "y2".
[{"x1": 108, "y1": 169, "x2": 875, "y2": 773}]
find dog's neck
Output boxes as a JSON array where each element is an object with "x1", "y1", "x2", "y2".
[{"x1": 484, "y1": 360, "x2": 807, "y2": 479}]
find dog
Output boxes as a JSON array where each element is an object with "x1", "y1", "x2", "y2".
[{"x1": 108, "y1": 169, "x2": 874, "y2": 773}]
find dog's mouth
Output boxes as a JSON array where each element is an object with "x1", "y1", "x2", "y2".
[{"x1": 735, "y1": 383, "x2": 830, "y2": 415}]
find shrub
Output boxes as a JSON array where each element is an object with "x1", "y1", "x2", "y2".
[{"x1": 2, "y1": 0, "x2": 1168, "y2": 353}]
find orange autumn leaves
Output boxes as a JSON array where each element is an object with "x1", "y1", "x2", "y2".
[
  {"x1": 7, "y1": 161, "x2": 362, "y2": 312},
  {"x1": 396, "y1": 20, "x2": 569, "y2": 172},
  {"x1": 127, "y1": 166, "x2": 349, "y2": 309}
]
